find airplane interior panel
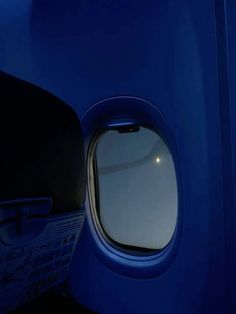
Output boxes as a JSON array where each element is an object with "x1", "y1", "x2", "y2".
[{"x1": 0, "y1": 0, "x2": 235, "y2": 313}]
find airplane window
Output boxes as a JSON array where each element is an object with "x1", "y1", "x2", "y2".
[{"x1": 91, "y1": 126, "x2": 178, "y2": 251}]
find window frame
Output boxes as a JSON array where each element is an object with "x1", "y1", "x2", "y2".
[{"x1": 83, "y1": 96, "x2": 182, "y2": 278}]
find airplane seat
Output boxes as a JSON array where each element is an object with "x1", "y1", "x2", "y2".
[{"x1": 0, "y1": 71, "x2": 86, "y2": 313}]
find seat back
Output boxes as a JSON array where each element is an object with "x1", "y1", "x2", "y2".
[{"x1": 0, "y1": 71, "x2": 86, "y2": 313}]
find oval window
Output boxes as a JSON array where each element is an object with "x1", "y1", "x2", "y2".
[{"x1": 89, "y1": 125, "x2": 178, "y2": 252}]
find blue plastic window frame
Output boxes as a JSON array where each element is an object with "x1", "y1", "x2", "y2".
[{"x1": 82, "y1": 96, "x2": 182, "y2": 278}]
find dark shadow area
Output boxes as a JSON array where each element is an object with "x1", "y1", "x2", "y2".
[
  {"x1": 10, "y1": 292, "x2": 98, "y2": 314},
  {"x1": 0, "y1": 70, "x2": 85, "y2": 214}
]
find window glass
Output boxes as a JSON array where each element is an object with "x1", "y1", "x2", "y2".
[{"x1": 94, "y1": 127, "x2": 178, "y2": 250}]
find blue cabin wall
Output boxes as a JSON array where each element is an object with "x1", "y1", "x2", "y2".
[
  {"x1": 0, "y1": 0, "x2": 233, "y2": 313},
  {"x1": 225, "y1": 0, "x2": 236, "y2": 312}
]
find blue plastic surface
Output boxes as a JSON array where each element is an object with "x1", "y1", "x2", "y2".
[{"x1": 0, "y1": 0, "x2": 233, "y2": 313}]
